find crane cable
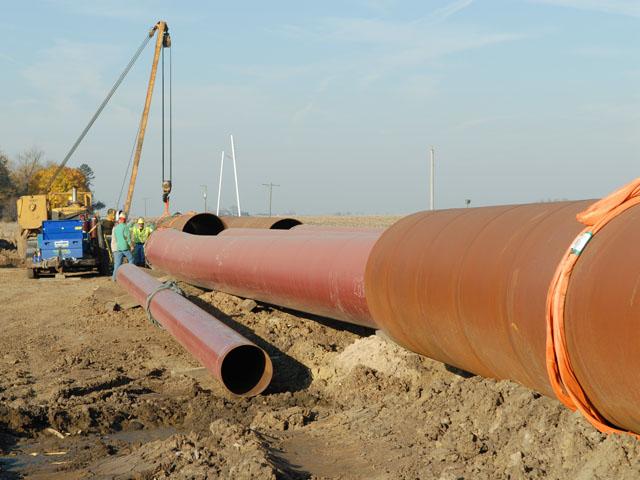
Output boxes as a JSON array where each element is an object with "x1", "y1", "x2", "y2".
[
  {"x1": 170, "y1": 45, "x2": 173, "y2": 185},
  {"x1": 160, "y1": 37, "x2": 173, "y2": 215},
  {"x1": 45, "y1": 33, "x2": 153, "y2": 193},
  {"x1": 161, "y1": 37, "x2": 165, "y2": 185}
]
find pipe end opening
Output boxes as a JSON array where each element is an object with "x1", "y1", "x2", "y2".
[
  {"x1": 183, "y1": 213, "x2": 225, "y2": 235},
  {"x1": 221, "y1": 345, "x2": 273, "y2": 396},
  {"x1": 270, "y1": 218, "x2": 302, "y2": 230}
]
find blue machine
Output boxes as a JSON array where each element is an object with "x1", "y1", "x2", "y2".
[
  {"x1": 28, "y1": 217, "x2": 106, "y2": 278},
  {"x1": 39, "y1": 219, "x2": 85, "y2": 260}
]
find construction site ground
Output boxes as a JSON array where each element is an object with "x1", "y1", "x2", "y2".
[{"x1": 1, "y1": 218, "x2": 639, "y2": 479}]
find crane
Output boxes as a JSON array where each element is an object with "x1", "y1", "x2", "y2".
[
  {"x1": 17, "y1": 20, "x2": 173, "y2": 277},
  {"x1": 124, "y1": 21, "x2": 172, "y2": 217}
]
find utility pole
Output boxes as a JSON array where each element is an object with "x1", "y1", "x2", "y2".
[
  {"x1": 142, "y1": 197, "x2": 150, "y2": 217},
  {"x1": 262, "y1": 182, "x2": 280, "y2": 216},
  {"x1": 216, "y1": 137, "x2": 243, "y2": 216},
  {"x1": 429, "y1": 146, "x2": 435, "y2": 211},
  {"x1": 200, "y1": 185, "x2": 208, "y2": 212},
  {"x1": 230, "y1": 135, "x2": 241, "y2": 216},
  {"x1": 216, "y1": 151, "x2": 224, "y2": 215}
]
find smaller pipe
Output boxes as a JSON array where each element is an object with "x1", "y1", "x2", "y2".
[
  {"x1": 116, "y1": 264, "x2": 272, "y2": 396},
  {"x1": 156, "y1": 212, "x2": 225, "y2": 235},
  {"x1": 221, "y1": 216, "x2": 302, "y2": 230}
]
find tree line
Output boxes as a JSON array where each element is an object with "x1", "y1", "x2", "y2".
[{"x1": 0, "y1": 146, "x2": 103, "y2": 220}]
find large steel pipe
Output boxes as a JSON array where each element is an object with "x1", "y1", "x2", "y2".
[
  {"x1": 156, "y1": 213, "x2": 225, "y2": 235},
  {"x1": 221, "y1": 216, "x2": 302, "y2": 230},
  {"x1": 116, "y1": 264, "x2": 272, "y2": 396},
  {"x1": 146, "y1": 228, "x2": 379, "y2": 328},
  {"x1": 365, "y1": 200, "x2": 640, "y2": 434}
]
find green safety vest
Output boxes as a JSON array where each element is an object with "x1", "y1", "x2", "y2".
[{"x1": 131, "y1": 225, "x2": 153, "y2": 244}]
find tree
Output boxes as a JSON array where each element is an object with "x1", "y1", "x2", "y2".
[
  {"x1": 0, "y1": 150, "x2": 16, "y2": 219},
  {"x1": 28, "y1": 165, "x2": 89, "y2": 208},
  {"x1": 78, "y1": 163, "x2": 106, "y2": 211},
  {"x1": 11, "y1": 146, "x2": 45, "y2": 195},
  {"x1": 78, "y1": 163, "x2": 95, "y2": 188}
]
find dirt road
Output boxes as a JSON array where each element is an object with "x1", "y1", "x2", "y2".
[{"x1": 1, "y1": 218, "x2": 639, "y2": 479}]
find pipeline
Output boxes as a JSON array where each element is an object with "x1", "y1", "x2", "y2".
[
  {"x1": 146, "y1": 228, "x2": 380, "y2": 327},
  {"x1": 115, "y1": 264, "x2": 272, "y2": 396},
  {"x1": 221, "y1": 216, "x2": 302, "y2": 230},
  {"x1": 155, "y1": 213, "x2": 302, "y2": 235},
  {"x1": 146, "y1": 198, "x2": 640, "y2": 435}
]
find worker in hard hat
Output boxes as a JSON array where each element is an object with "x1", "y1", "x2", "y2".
[
  {"x1": 112, "y1": 213, "x2": 134, "y2": 281},
  {"x1": 130, "y1": 217, "x2": 153, "y2": 267}
]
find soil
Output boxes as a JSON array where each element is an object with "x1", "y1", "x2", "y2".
[{"x1": 1, "y1": 218, "x2": 639, "y2": 479}]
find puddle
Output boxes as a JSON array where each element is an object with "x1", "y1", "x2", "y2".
[{"x1": 0, "y1": 426, "x2": 179, "y2": 478}]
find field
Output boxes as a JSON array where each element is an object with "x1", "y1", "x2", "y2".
[{"x1": 0, "y1": 218, "x2": 639, "y2": 479}]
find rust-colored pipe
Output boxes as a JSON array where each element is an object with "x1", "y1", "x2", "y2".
[
  {"x1": 221, "y1": 216, "x2": 302, "y2": 230},
  {"x1": 145, "y1": 228, "x2": 379, "y2": 328},
  {"x1": 115, "y1": 264, "x2": 272, "y2": 396},
  {"x1": 365, "y1": 200, "x2": 640, "y2": 434},
  {"x1": 156, "y1": 213, "x2": 225, "y2": 235}
]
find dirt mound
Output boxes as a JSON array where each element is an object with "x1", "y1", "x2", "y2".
[
  {"x1": 90, "y1": 420, "x2": 279, "y2": 479},
  {"x1": 0, "y1": 223, "x2": 21, "y2": 268},
  {"x1": 293, "y1": 335, "x2": 640, "y2": 479}
]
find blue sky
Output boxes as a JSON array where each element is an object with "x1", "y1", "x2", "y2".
[{"x1": 1, "y1": 0, "x2": 639, "y2": 216}]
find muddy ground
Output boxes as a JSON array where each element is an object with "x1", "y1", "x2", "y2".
[{"x1": 1, "y1": 218, "x2": 639, "y2": 479}]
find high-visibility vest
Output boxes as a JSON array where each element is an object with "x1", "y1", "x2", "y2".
[{"x1": 131, "y1": 226, "x2": 153, "y2": 244}]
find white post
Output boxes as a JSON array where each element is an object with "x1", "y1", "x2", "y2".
[
  {"x1": 230, "y1": 134, "x2": 241, "y2": 216},
  {"x1": 216, "y1": 150, "x2": 224, "y2": 216},
  {"x1": 429, "y1": 146, "x2": 435, "y2": 211}
]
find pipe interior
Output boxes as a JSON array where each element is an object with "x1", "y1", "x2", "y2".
[
  {"x1": 183, "y1": 214, "x2": 225, "y2": 235},
  {"x1": 270, "y1": 218, "x2": 302, "y2": 230},
  {"x1": 220, "y1": 345, "x2": 270, "y2": 396}
]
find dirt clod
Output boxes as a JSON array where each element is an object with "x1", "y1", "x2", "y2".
[{"x1": 239, "y1": 298, "x2": 258, "y2": 312}]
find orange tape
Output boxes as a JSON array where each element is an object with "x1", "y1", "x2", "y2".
[{"x1": 546, "y1": 178, "x2": 640, "y2": 436}]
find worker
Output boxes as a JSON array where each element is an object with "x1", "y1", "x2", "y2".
[
  {"x1": 111, "y1": 213, "x2": 134, "y2": 281},
  {"x1": 101, "y1": 208, "x2": 116, "y2": 236},
  {"x1": 130, "y1": 217, "x2": 153, "y2": 266}
]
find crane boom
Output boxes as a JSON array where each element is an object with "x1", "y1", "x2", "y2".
[{"x1": 123, "y1": 21, "x2": 171, "y2": 217}]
